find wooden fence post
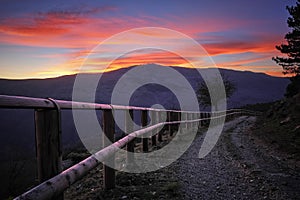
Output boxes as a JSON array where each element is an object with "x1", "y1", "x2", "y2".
[
  {"x1": 185, "y1": 112, "x2": 189, "y2": 129},
  {"x1": 103, "y1": 109, "x2": 115, "y2": 189},
  {"x1": 197, "y1": 113, "x2": 201, "y2": 128},
  {"x1": 194, "y1": 113, "x2": 198, "y2": 129},
  {"x1": 186, "y1": 112, "x2": 191, "y2": 129},
  {"x1": 168, "y1": 111, "x2": 172, "y2": 136},
  {"x1": 34, "y1": 108, "x2": 63, "y2": 199},
  {"x1": 141, "y1": 110, "x2": 148, "y2": 152},
  {"x1": 151, "y1": 111, "x2": 157, "y2": 146},
  {"x1": 177, "y1": 112, "x2": 181, "y2": 132},
  {"x1": 207, "y1": 112, "x2": 211, "y2": 125},
  {"x1": 125, "y1": 109, "x2": 134, "y2": 166},
  {"x1": 190, "y1": 113, "x2": 193, "y2": 129},
  {"x1": 200, "y1": 113, "x2": 203, "y2": 127},
  {"x1": 183, "y1": 112, "x2": 188, "y2": 129},
  {"x1": 211, "y1": 112, "x2": 214, "y2": 125},
  {"x1": 158, "y1": 111, "x2": 163, "y2": 142},
  {"x1": 191, "y1": 112, "x2": 194, "y2": 128},
  {"x1": 193, "y1": 113, "x2": 196, "y2": 129}
]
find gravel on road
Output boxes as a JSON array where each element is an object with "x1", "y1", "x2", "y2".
[{"x1": 65, "y1": 116, "x2": 300, "y2": 200}]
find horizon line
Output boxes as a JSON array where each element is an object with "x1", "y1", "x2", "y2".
[{"x1": 0, "y1": 64, "x2": 288, "y2": 81}]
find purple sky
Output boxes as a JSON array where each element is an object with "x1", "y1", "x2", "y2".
[{"x1": 0, "y1": 0, "x2": 297, "y2": 78}]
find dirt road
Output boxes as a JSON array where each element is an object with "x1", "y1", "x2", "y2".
[
  {"x1": 178, "y1": 116, "x2": 300, "y2": 199},
  {"x1": 65, "y1": 116, "x2": 300, "y2": 199}
]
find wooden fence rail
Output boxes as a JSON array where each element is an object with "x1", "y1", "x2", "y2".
[{"x1": 0, "y1": 95, "x2": 259, "y2": 200}]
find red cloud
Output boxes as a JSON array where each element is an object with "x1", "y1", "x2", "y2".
[
  {"x1": 0, "y1": 5, "x2": 117, "y2": 37},
  {"x1": 203, "y1": 39, "x2": 279, "y2": 56},
  {"x1": 74, "y1": 50, "x2": 191, "y2": 72},
  {"x1": 0, "y1": 13, "x2": 83, "y2": 36},
  {"x1": 110, "y1": 50, "x2": 189, "y2": 68},
  {"x1": 0, "y1": 7, "x2": 286, "y2": 78}
]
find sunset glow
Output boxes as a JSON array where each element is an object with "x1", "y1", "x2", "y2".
[{"x1": 0, "y1": 1, "x2": 296, "y2": 79}]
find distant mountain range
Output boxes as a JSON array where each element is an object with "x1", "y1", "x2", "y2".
[
  {"x1": 0, "y1": 64, "x2": 290, "y2": 158},
  {"x1": 0, "y1": 64, "x2": 289, "y2": 107}
]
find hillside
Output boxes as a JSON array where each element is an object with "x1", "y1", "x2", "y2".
[
  {"x1": 0, "y1": 65, "x2": 289, "y2": 108},
  {"x1": 253, "y1": 93, "x2": 300, "y2": 160}
]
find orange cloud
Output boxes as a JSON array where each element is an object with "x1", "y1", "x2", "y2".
[
  {"x1": 0, "y1": 6, "x2": 286, "y2": 79},
  {"x1": 35, "y1": 49, "x2": 194, "y2": 77},
  {"x1": 202, "y1": 39, "x2": 279, "y2": 56},
  {"x1": 84, "y1": 50, "x2": 192, "y2": 72},
  {"x1": 264, "y1": 70, "x2": 286, "y2": 77},
  {"x1": 107, "y1": 50, "x2": 190, "y2": 71},
  {"x1": 218, "y1": 65, "x2": 287, "y2": 77}
]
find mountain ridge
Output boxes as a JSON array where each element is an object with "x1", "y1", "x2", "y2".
[
  {"x1": 0, "y1": 65, "x2": 287, "y2": 81},
  {"x1": 0, "y1": 64, "x2": 289, "y2": 106},
  {"x1": 0, "y1": 64, "x2": 290, "y2": 158}
]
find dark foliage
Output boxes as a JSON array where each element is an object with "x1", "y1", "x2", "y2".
[
  {"x1": 196, "y1": 74, "x2": 236, "y2": 109},
  {"x1": 285, "y1": 75, "x2": 300, "y2": 97},
  {"x1": 240, "y1": 101, "x2": 277, "y2": 112},
  {"x1": 273, "y1": 0, "x2": 300, "y2": 76}
]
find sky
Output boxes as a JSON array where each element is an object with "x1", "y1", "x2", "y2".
[{"x1": 0, "y1": 0, "x2": 297, "y2": 79}]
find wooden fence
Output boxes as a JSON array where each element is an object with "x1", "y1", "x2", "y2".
[{"x1": 0, "y1": 95, "x2": 258, "y2": 200}]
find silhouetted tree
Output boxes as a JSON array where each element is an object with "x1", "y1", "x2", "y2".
[
  {"x1": 273, "y1": 0, "x2": 300, "y2": 75},
  {"x1": 196, "y1": 73, "x2": 236, "y2": 110},
  {"x1": 273, "y1": 0, "x2": 300, "y2": 97},
  {"x1": 285, "y1": 75, "x2": 300, "y2": 97}
]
